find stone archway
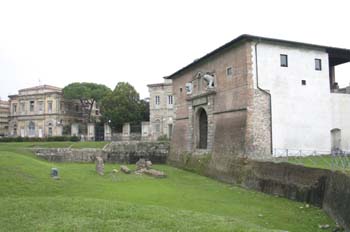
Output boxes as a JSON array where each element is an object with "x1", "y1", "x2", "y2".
[{"x1": 198, "y1": 108, "x2": 208, "y2": 149}]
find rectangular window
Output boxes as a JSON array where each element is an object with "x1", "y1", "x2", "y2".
[
  {"x1": 38, "y1": 101, "x2": 43, "y2": 113},
  {"x1": 280, "y1": 54, "x2": 288, "y2": 67},
  {"x1": 29, "y1": 101, "x2": 34, "y2": 112},
  {"x1": 48, "y1": 101, "x2": 53, "y2": 113},
  {"x1": 155, "y1": 96, "x2": 160, "y2": 105},
  {"x1": 12, "y1": 104, "x2": 17, "y2": 114},
  {"x1": 155, "y1": 123, "x2": 160, "y2": 133},
  {"x1": 20, "y1": 102, "x2": 25, "y2": 113},
  {"x1": 48, "y1": 127, "x2": 53, "y2": 136},
  {"x1": 301, "y1": 80, "x2": 306, "y2": 85},
  {"x1": 226, "y1": 66, "x2": 233, "y2": 76},
  {"x1": 168, "y1": 95, "x2": 173, "y2": 105},
  {"x1": 315, "y1": 59, "x2": 322, "y2": 71}
]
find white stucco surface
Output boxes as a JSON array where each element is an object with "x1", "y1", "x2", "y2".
[
  {"x1": 252, "y1": 42, "x2": 342, "y2": 155},
  {"x1": 331, "y1": 94, "x2": 350, "y2": 151}
]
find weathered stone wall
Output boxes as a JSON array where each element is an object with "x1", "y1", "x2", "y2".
[
  {"x1": 169, "y1": 41, "x2": 273, "y2": 161},
  {"x1": 323, "y1": 171, "x2": 350, "y2": 230},
  {"x1": 129, "y1": 133, "x2": 142, "y2": 141},
  {"x1": 168, "y1": 153, "x2": 350, "y2": 231},
  {"x1": 170, "y1": 41, "x2": 253, "y2": 158},
  {"x1": 34, "y1": 141, "x2": 169, "y2": 164},
  {"x1": 105, "y1": 141, "x2": 169, "y2": 163},
  {"x1": 35, "y1": 148, "x2": 104, "y2": 162},
  {"x1": 245, "y1": 89, "x2": 272, "y2": 158},
  {"x1": 212, "y1": 110, "x2": 247, "y2": 156}
]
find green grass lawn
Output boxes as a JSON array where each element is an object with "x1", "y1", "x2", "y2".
[
  {"x1": 0, "y1": 143, "x2": 335, "y2": 231},
  {"x1": 279, "y1": 155, "x2": 350, "y2": 172},
  {"x1": 0, "y1": 141, "x2": 109, "y2": 149}
]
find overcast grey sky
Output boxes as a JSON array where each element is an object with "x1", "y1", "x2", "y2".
[{"x1": 0, "y1": 0, "x2": 349, "y2": 100}]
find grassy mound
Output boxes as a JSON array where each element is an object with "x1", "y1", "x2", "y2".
[{"x1": 0, "y1": 143, "x2": 335, "y2": 231}]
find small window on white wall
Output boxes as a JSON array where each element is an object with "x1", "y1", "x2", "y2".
[
  {"x1": 315, "y1": 59, "x2": 322, "y2": 71},
  {"x1": 280, "y1": 54, "x2": 288, "y2": 67}
]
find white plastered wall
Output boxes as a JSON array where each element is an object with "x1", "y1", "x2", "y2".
[
  {"x1": 252, "y1": 42, "x2": 333, "y2": 155},
  {"x1": 331, "y1": 94, "x2": 350, "y2": 151}
]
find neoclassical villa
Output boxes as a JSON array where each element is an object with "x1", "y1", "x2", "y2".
[
  {"x1": 163, "y1": 34, "x2": 350, "y2": 158},
  {"x1": 8, "y1": 85, "x2": 84, "y2": 137}
]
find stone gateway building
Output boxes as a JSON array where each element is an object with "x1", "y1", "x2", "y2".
[
  {"x1": 8, "y1": 85, "x2": 83, "y2": 137},
  {"x1": 166, "y1": 34, "x2": 350, "y2": 160}
]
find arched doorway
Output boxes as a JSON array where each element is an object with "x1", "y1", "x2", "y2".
[
  {"x1": 198, "y1": 108, "x2": 208, "y2": 149},
  {"x1": 28, "y1": 121, "x2": 35, "y2": 137},
  {"x1": 331, "y1": 128, "x2": 341, "y2": 152}
]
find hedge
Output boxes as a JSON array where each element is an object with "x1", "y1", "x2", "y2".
[{"x1": 0, "y1": 136, "x2": 81, "y2": 143}]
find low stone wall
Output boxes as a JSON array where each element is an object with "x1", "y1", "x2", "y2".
[
  {"x1": 104, "y1": 141, "x2": 169, "y2": 163},
  {"x1": 323, "y1": 171, "x2": 350, "y2": 230},
  {"x1": 168, "y1": 152, "x2": 350, "y2": 231},
  {"x1": 35, "y1": 148, "x2": 104, "y2": 163},
  {"x1": 34, "y1": 141, "x2": 169, "y2": 164}
]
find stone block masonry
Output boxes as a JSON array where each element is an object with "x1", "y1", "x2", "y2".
[{"x1": 34, "y1": 141, "x2": 169, "y2": 164}]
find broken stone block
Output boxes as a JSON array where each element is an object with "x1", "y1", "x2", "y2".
[
  {"x1": 95, "y1": 157, "x2": 104, "y2": 176},
  {"x1": 120, "y1": 165, "x2": 131, "y2": 174},
  {"x1": 146, "y1": 160, "x2": 152, "y2": 169},
  {"x1": 142, "y1": 169, "x2": 166, "y2": 178},
  {"x1": 136, "y1": 158, "x2": 147, "y2": 170}
]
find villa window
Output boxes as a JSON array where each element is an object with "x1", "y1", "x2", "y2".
[
  {"x1": 38, "y1": 101, "x2": 44, "y2": 113},
  {"x1": 12, "y1": 104, "x2": 17, "y2": 114},
  {"x1": 155, "y1": 96, "x2": 160, "y2": 105},
  {"x1": 280, "y1": 54, "x2": 288, "y2": 67},
  {"x1": 48, "y1": 101, "x2": 53, "y2": 113},
  {"x1": 168, "y1": 95, "x2": 173, "y2": 105},
  {"x1": 20, "y1": 102, "x2": 25, "y2": 113},
  {"x1": 28, "y1": 121, "x2": 35, "y2": 137},
  {"x1": 29, "y1": 101, "x2": 34, "y2": 112}
]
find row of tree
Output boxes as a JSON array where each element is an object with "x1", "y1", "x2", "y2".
[{"x1": 62, "y1": 82, "x2": 149, "y2": 128}]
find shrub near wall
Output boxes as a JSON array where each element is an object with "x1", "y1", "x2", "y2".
[{"x1": 0, "y1": 136, "x2": 80, "y2": 143}]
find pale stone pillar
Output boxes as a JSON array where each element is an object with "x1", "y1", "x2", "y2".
[
  {"x1": 104, "y1": 123, "x2": 112, "y2": 141},
  {"x1": 122, "y1": 123, "x2": 130, "y2": 141},
  {"x1": 71, "y1": 123, "x2": 79, "y2": 136},
  {"x1": 87, "y1": 123, "x2": 95, "y2": 141},
  {"x1": 141, "y1": 121, "x2": 150, "y2": 141}
]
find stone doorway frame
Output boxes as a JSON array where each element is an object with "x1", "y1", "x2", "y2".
[{"x1": 194, "y1": 107, "x2": 208, "y2": 149}]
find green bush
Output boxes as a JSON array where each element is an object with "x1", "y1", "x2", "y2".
[
  {"x1": 157, "y1": 135, "x2": 169, "y2": 141},
  {"x1": 0, "y1": 136, "x2": 81, "y2": 143},
  {"x1": 69, "y1": 136, "x2": 80, "y2": 142}
]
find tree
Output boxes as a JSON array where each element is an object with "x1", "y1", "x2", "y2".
[
  {"x1": 139, "y1": 98, "x2": 150, "y2": 122},
  {"x1": 100, "y1": 82, "x2": 148, "y2": 128},
  {"x1": 63, "y1": 82, "x2": 111, "y2": 122}
]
